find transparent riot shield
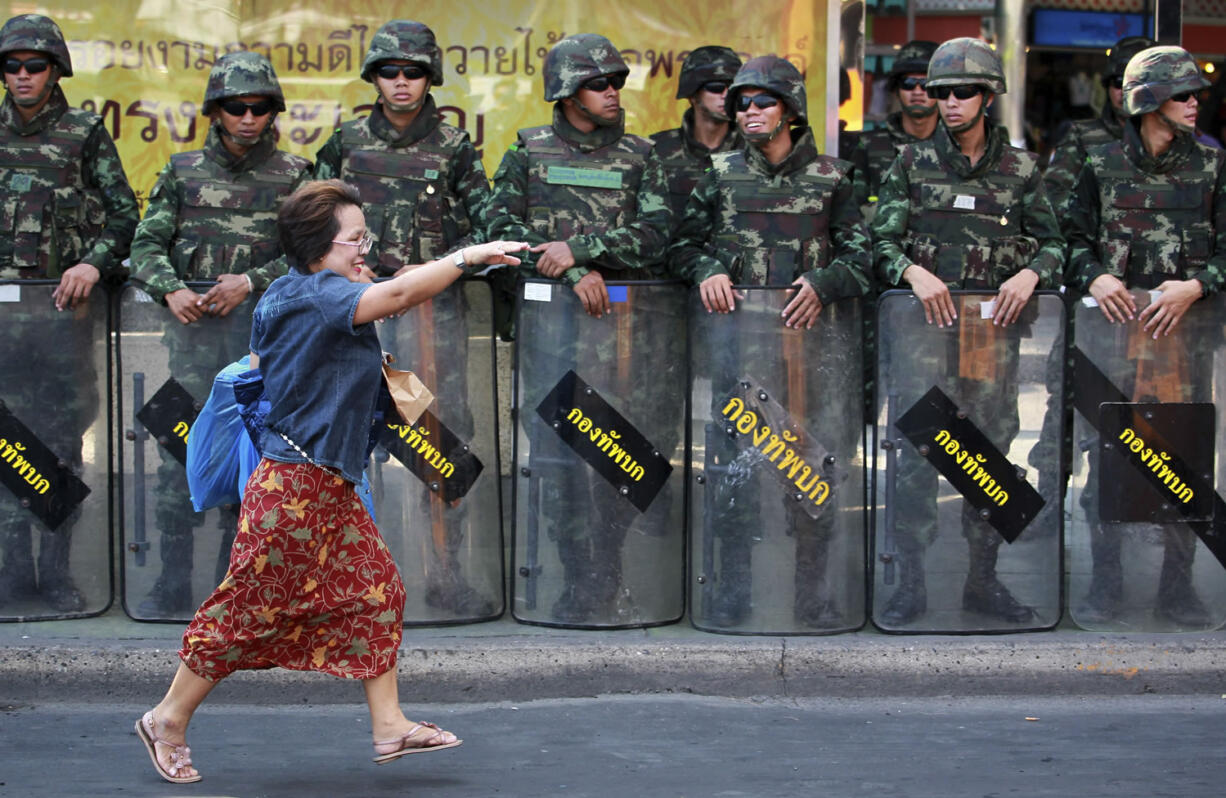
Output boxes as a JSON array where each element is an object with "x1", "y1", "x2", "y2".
[
  {"x1": 368, "y1": 278, "x2": 503, "y2": 624},
  {"x1": 512, "y1": 279, "x2": 686, "y2": 628},
  {"x1": 0, "y1": 281, "x2": 110, "y2": 621},
  {"x1": 872, "y1": 290, "x2": 1064, "y2": 633},
  {"x1": 1067, "y1": 290, "x2": 1226, "y2": 632},
  {"x1": 689, "y1": 289, "x2": 866, "y2": 635},
  {"x1": 117, "y1": 282, "x2": 254, "y2": 621}
]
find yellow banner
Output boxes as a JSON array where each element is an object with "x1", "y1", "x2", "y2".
[{"x1": 11, "y1": 1, "x2": 830, "y2": 209}]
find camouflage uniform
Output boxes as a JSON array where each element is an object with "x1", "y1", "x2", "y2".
[
  {"x1": 670, "y1": 55, "x2": 871, "y2": 629},
  {"x1": 128, "y1": 51, "x2": 309, "y2": 616},
  {"x1": 485, "y1": 33, "x2": 673, "y2": 625},
  {"x1": 648, "y1": 46, "x2": 742, "y2": 221},
  {"x1": 871, "y1": 38, "x2": 1066, "y2": 626},
  {"x1": 314, "y1": 20, "x2": 495, "y2": 617},
  {"x1": 1065, "y1": 46, "x2": 1225, "y2": 627},
  {"x1": 0, "y1": 14, "x2": 137, "y2": 614}
]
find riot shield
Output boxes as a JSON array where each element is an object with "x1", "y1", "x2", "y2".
[
  {"x1": 689, "y1": 288, "x2": 866, "y2": 635},
  {"x1": 0, "y1": 281, "x2": 110, "y2": 621},
  {"x1": 117, "y1": 282, "x2": 254, "y2": 621},
  {"x1": 511, "y1": 279, "x2": 686, "y2": 628},
  {"x1": 1067, "y1": 290, "x2": 1226, "y2": 632},
  {"x1": 872, "y1": 290, "x2": 1063, "y2": 633},
  {"x1": 367, "y1": 278, "x2": 503, "y2": 624}
]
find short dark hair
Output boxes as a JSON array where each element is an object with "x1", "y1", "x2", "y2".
[{"x1": 277, "y1": 179, "x2": 362, "y2": 272}]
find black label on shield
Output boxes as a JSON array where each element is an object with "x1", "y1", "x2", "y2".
[
  {"x1": 535, "y1": 370, "x2": 672, "y2": 513},
  {"x1": 136, "y1": 378, "x2": 198, "y2": 467},
  {"x1": 895, "y1": 385, "x2": 1043, "y2": 543},
  {"x1": 0, "y1": 403, "x2": 91, "y2": 531},
  {"x1": 380, "y1": 410, "x2": 483, "y2": 503},
  {"x1": 1098, "y1": 403, "x2": 1214, "y2": 523},
  {"x1": 716, "y1": 377, "x2": 842, "y2": 521}
]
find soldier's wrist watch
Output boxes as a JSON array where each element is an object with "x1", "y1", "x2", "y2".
[{"x1": 452, "y1": 249, "x2": 467, "y2": 270}]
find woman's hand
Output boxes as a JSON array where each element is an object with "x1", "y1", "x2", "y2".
[{"x1": 467, "y1": 241, "x2": 529, "y2": 267}]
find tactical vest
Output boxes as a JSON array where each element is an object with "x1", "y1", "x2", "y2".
[
  {"x1": 1087, "y1": 139, "x2": 1224, "y2": 289},
  {"x1": 340, "y1": 120, "x2": 473, "y2": 274},
  {"x1": 520, "y1": 125, "x2": 651, "y2": 246},
  {"x1": 899, "y1": 141, "x2": 1040, "y2": 289},
  {"x1": 168, "y1": 148, "x2": 309, "y2": 280},
  {"x1": 649, "y1": 128, "x2": 711, "y2": 219},
  {"x1": 1071, "y1": 118, "x2": 1118, "y2": 151},
  {"x1": 707, "y1": 149, "x2": 846, "y2": 285},
  {"x1": 858, "y1": 126, "x2": 904, "y2": 202},
  {"x1": 0, "y1": 108, "x2": 106, "y2": 278}
]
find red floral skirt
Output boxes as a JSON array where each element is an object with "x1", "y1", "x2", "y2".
[{"x1": 180, "y1": 459, "x2": 405, "y2": 681}]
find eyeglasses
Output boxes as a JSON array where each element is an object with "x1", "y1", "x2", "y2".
[
  {"x1": 701, "y1": 81, "x2": 729, "y2": 94},
  {"x1": 1170, "y1": 90, "x2": 1197, "y2": 104},
  {"x1": 582, "y1": 73, "x2": 626, "y2": 92},
  {"x1": 898, "y1": 76, "x2": 926, "y2": 91},
  {"x1": 928, "y1": 85, "x2": 982, "y2": 101},
  {"x1": 219, "y1": 99, "x2": 275, "y2": 117},
  {"x1": 375, "y1": 63, "x2": 428, "y2": 81},
  {"x1": 331, "y1": 232, "x2": 374, "y2": 255},
  {"x1": 3, "y1": 57, "x2": 50, "y2": 75},
  {"x1": 735, "y1": 93, "x2": 780, "y2": 112}
]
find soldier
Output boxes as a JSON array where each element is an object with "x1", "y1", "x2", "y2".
[
  {"x1": 670, "y1": 55, "x2": 872, "y2": 628},
  {"x1": 485, "y1": 33, "x2": 672, "y2": 624},
  {"x1": 849, "y1": 40, "x2": 939, "y2": 224},
  {"x1": 1064, "y1": 46, "x2": 1224, "y2": 626},
  {"x1": 871, "y1": 38, "x2": 1065, "y2": 626},
  {"x1": 129, "y1": 51, "x2": 310, "y2": 614},
  {"x1": 311, "y1": 20, "x2": 494, "y2": 617},
  {"x1": 649, "y1": 45, "x2": 742, "y2": 222},
  {"x1": 0, "y1": 14, "x2": 138, "y2": 612}
]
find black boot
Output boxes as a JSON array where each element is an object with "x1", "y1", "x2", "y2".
[
  {"x1": 425, "y1": 524, "x2": 495, "y2": 617},
  {"x1": 707, "y1": 537, "x2": 752, "y2": 627},
  {"x1": 37, "y1": 530, "x2": 84, "y2": 612},
  {"x1": 1080, "y1": 523, "x2": 1122, "y2": 624},
  {"x1": 879, "y1": 541, "x2": 927, "y2": 626},
  {"x1": 551, "y1": 536, "x2": 593, "y2": 623},
  {"x1": 794, "y1": 533, "x2": 840, "y2": 628},
  {"x1": 137, "y1": 530, "x2": 194, "y2": 616},
  {"x1": 963, "y1": 537, "x2": 1035, "y2": 623},
  {"x1": 1155, "y1": 529, "x2": 1210, "y2": 627},
  {"x1": 0, "y1": 521, "x2": 38, "y2": 604}
]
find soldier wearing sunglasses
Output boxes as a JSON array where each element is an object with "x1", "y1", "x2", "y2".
[
  {"x1": 648, "y1": 46, "x2": 742, "y2": 221},
  {"x1": 129, "y1": 51, "x2": 310, "y2": 615},
  {"x1": 0, "y1": 14, "x2": 138, "y2": 614},
  {"x1": 871, "y1": 37, "x2": 1065, "y2": 628}
]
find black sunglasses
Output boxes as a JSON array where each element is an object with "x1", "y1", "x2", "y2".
[
  {"x1": 701, "y1": 81, "x2": 729, "y2": 94},
  {"x1": 1108, "y1": 76, "x2": 1125, "y2": 90},
  {"x1": 219, "y1": 98, "x2": 275, "y2": 117},
  {"x1": 3, "y1": 57, "x2": 50, "y2": 75},
  {"x1": 1170, "y1": 90, "x2": 1197, "y2": 104},
  {"x1": 376, "y1": 63, "x2": 428, "y2": 81},
  {"x1": 582, "y1": 73, "x2": 626, "y2": 92},
  {"x1": 898, "y1": 76, "x2": 926, "y2": 91},
  {"x1": 736, "y1": 93, "x2": 780, "y2": 111},
  {"x1": 928, "y1": 85, "x2": 982, "y2": 101}
]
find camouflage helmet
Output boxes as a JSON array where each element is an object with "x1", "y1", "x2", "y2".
[
  {"x1": 1122, "y1": 46, "x2": 1208, "y2": 117},
  {"x1": 926, "y1": 37, "x2": 1005, "y2": 95},
  {"x1": 675, "y1": 45, "x2": 741, "y2": 99},
  {"x1": 543, "y1": 33, "x2": 629, "y2": 102},
  {"x1": 0, "y1": 14, "x2": 72, "y2": 77},
  {"x1": 1106, "y1": 36, "x2": 1156, "y2": 82},
  {"x1": 889, "y1": 40, "x2": 938, "y2": 84},
  {"x1": 360, "y1": 20, "x2": 443, "y2": 86},
  {"x1": 725, "y1": 55, "x2": 807, "y2": 125},
  {"x1": 202, "y1": 51, "x2": 286, "y2": 115}
]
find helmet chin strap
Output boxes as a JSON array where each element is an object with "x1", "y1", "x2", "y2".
[
  {"x1": 575, "y1": 100, "x2": 622, "y2": 128},
  {"x1": 1157, "y1": 110, "x2": 1195, "y2": 136},
  {"x1": 214, "y1": 118, "x2": 268, "y2": 149},
  {"x1": 11, "y1": 73, "x2": 57, "y2": 108},
  {"x1": 944, "y1": 97, "x2": 986, "y2": 135},
  {"x1": 901, "y1": 101, "x2": 938, "y2": 119},
  {"x1": 381, "y1": 91, "x2": 425, "y2": 114}
]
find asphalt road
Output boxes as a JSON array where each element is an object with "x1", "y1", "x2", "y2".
[{"x1": 1, "y1": 694, "x2": 1222, "y2": 797}]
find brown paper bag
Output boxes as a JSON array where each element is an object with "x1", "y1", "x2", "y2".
[{"x1": 382, "y1": 353, "x2": 434, "y2": 425}]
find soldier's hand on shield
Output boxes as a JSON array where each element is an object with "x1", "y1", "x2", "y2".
[
  {"x1": 1139, "y1": 279, "x2": 1202, "y2": 339},
  {"x1": 198, "y1": 273, "x2": 251, "y2": 317},
  {"x1": 782, "y1": 276, "x2": 823, "y2": 329},
  {"x1": 574, "y1": 270, "x2": 611, "y2": 317},
  {"x1": 52, "y1": 263, "x2": 100, "y2": 311},
  {"x1": 993, "y1": 269, "x2": 1039, "y2": 326},
  {"x1": 699, "y1": 273, "x2": 743, "y2": 314},
  {"x1": 1087, "y1": 273, "x2": 1136, "y2": 323},
  {"x1": 165, "y1": 287, "x2": 207, "y2": 325},
  {"x1": 902, "y1": 263, "x2": 956, "y2": 327},
  {"x1": 530, "y1": 241, "x2": 576, "y2": 277}
]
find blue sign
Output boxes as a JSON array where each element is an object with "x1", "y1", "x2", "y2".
[{"x1": 1031, "y1": 10, "x2": 1152, "y2": 49}]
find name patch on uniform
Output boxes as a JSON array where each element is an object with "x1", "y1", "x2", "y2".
[
  {"x1": 546, "y1": 166, "x2": 623, "y2": 190},
  {"x1": 424, "y1": 168, "x2": 439, "y2": 180},
  {"x1": 136, "y1": 378, "x2": 199, "y2": 467},
  {"x1": 953, "y1": 194, "x2": 976, "y2": 210},
  {"x1": 0, "y1": 403, "x2": 92, "y2": 531},
  {"x1": 380, "y1": 410, "x2": 484, "y2": 503},
  {"x1": 895, "y1": 385, "x2": 1044, "y2": 543},
  {"x1": 535, "y1": 369, "x2": 672, "y2": 513},
  {"x1": 9, "y1": 174, "x2": 31, "y2": 192}
]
